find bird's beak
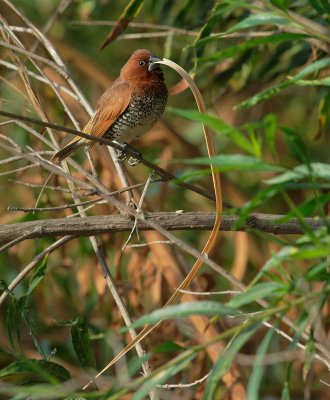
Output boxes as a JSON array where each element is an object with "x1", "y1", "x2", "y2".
[{"x1": 148, "y1": 55, "x2": 163, "y2": 71}]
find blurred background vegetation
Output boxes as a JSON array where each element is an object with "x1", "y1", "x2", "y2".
[{"x1": 0, "y1": 0, "x2": 329, "y2": 399}]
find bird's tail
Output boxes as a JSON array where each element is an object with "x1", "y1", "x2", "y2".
[{"x1": 51, "y1": 137, "x2": 87, "y2": 163}]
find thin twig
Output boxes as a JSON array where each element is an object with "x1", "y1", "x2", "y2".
[
  {"x1": 66, "y1": 200, "x2": 107, "y2": 217},
  {"x1": 122, "y1": 172, "x2": 153, "y2": 250},
  {"x1": 8, "y1": 179, "x2": 94, "y2": 194},
  {"x1": 0, "y1": 151, "x2": 53, "y2": 166},
  {"x1": 0, "y1": 39, "x2": 69, "y2": 78},
  {"x1": 0, "y1": 227, "x2": 45, "y2": 253},
  {"x1": 125, "y1": 240, "x2": 173, "y2": 248},
  {"x1": 41, "y1": 0, "x2": 72, "y2": 36},
  {"x1": 0, "y1": 59, "x2": 78, "y2": 99},
  {"x1": 0, "y1": 110, "x2": 216, "y2": 202},
  {"x1": 177, "y1": 289, "x2": 241, "y2": 295},
  {"x1": 0, "y1": 163, "x2": 39, "y2": 176},
  {"x1": 159, "y1": 372, "x2": 211, "y2": 389},
  {"x1": 8, "y1": 197, "x2": 103, "y2": 212}
]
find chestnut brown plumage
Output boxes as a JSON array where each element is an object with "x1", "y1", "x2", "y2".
[{"x1": 52, "y1": 49, "x2": 168, "y2": 162}]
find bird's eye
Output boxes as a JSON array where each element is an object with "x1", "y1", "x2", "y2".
[{"x1": 138, "y1": 60, "x2": 146, "y2": 67}]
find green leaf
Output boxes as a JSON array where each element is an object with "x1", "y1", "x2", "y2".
[
  {"x1": 315, "y1": 90, "x2": 330, "y2": 139},
  {"x1": 27, "y1": 254, "x2": 48, "y2": 295},
  {"x1": 225, "y1": 13, "x2": 297, "y2": 34},
  {"x1": 153, "y1": 341, "x2": 184, "y2": 354},
  {"x1": 198, "y1": 33, "x2": 308, "y2": 63},
  {"x1": 71, "y1": 317, "x2": 96, "y2": 370},
  {"x1": 277, "y1": 193, "x2": 330, "y2": 220},
  {"x1": 264, "y1": 163, "x2": 330, "y2": 185},
  {"x1": 270, "y1": 0, "x2": 287, "y2": 10},
  {"x1": 181, "y1": 154, "x2": 284, "y2": 172},
  {"x1": 172, "y1": 168, "x2": 213, "y2": 184},
  {"x1": 264, "y1": 170, "x2": 301, "y2": 185},
  {"x1": 127, "y1": 353, "x2": 152, "y2": 377},
  {"x1": 280, "y1": 127, "x2": 309, "y2": 164},
  {"x1": 308, "y1": 0, "x2": 330, "y2": 14},
  {"x1": 289, "y1": 243, "x2": 330, "y2": 259},
  {"x1": 99, "y1": 0, "x2": 144, "y2": 48},
  {"x1": 305, "y1": 260, "x2": 329, "y2": 281},
  {"x1": 251, "y1": 246, "x2": 295, "y2": 287},
  {"x1": 0, "y1": 279, "x2": 9, "y2": 294},
  {"x1": 264, "y1": 113, "x2": 277, "y2": 157},
  {"x1": 236, "y1": 57, "x2": 330, "y2": 109},
  {"x1": 0, "y1": 344, "x2": 15, "y2": 357},
  {"x1": 0, "y1": 359, "x2": 70, "y2": 382},
  {"x1": 281, "y1": 363, "x2": 292, "y2": 400},
  {"x1": 227, "y1": 282, "x2": 286, "y2": 308},
  {"x1": 122, "y1": 0, "x2": 144, "y2": 19},
  {"x1": 23, "y1": 307, "x2": 46, "y2": 359},
  {"x1": 203, "y1": 323, "x2": 261, "y2": 399},
  {"x1": 303, "y1": 331, "x2": 315, "y2": 381},
  {"x1": 6, "y1": 306, "x2": 16, "y2": 352},
  {"x1": 293, "y1": 77, "x2": 330, "y2": 86},
  {"x1": 233, "y1": 185, "x2": 283, "y2": 229},
  {"x1": 122, "y1": 302, "x2": 238, "y2": 331},
  {"x1": 168, "y1": 107, "x2": 258, "y2": 155},
  {"x1": 247, "y1": 322, "x2": 277, "y2": 399},
  {"x1": 193, "y1": 3, "x2": 224, "y2": 59},
  {"x1": 189, "y1": 2, "x2": 268, "y2": 49},
  {"x1": 5, "y1": 296, "x2": 26, "y2": 353}
]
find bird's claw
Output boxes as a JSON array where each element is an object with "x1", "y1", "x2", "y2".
[
  {"x1": 116, "y1": 149, "x2": 127, "y2": 161},
  {"x1": 115, "y1": 143, "x2": 142, "y2": 166},
  {"x1": 127, "y1": 152, "x2": 142, "y2": 166}
]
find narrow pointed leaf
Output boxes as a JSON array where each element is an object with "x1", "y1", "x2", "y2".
[
  {"x1": 236, "y1": 58, "x2": 330, "y2": 109},
  {"x1": 203, "y1": 323, "x2": 261, "y2": 399},
  {"x1": 71, "y1": 317, "x2": 96, "y2": 369},
  {"x1": 227, "y1": 282, "x2": 286, "y2": 308},
  {"x1": 182, "y1": 154, "x2": 284, "y2": 172},
  {"x1": 0, "y1": 359, "x2": 70, "y2": 382},
  {"x1": 27, "y1": 254, "x2": 48, "y2": 295},
  {"x1": 247, "y1": 323, "x2": 277, "y2": 399},
  {"x1": 122, "y1": 301, "x2": 238, "y2": 331}
]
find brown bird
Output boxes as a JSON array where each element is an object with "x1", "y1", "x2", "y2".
[{"x1": 52, "y1": 49, "x2": 167, "y2": 163}]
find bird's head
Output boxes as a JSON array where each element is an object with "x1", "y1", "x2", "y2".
[{"x1": 120, "y1": 49, "x2": 164, "y2": 82}]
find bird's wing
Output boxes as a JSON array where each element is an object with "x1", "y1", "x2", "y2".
[{"x1": 85, "y1": 78, "x2": 131, "y2": 140}]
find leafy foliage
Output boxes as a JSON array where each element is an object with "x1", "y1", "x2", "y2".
[{"x1": 0, "y1": 0, "x2": 329, "y2": 399}]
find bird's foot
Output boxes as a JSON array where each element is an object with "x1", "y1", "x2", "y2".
[
  {"x1": 127, "y1": 150, "x2": 142, "y2": 166},
  {"x1": 114, "y1": 142, "x2": 142, "y2": 166},
  {"x1": 115, "y1": 142, "x2": 142, "y2": 166},
  {"x1": 115, "y1": 143, "x2": 128, "y2": 162}
]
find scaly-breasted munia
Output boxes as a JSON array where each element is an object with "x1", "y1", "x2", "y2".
[{"x1": 52, "y1": 49, "x2": 168, "y2": 163}]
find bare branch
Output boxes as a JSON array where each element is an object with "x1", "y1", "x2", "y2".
[{"x1": 0, "y1": 212, "x2": 327, "y2": 245}]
